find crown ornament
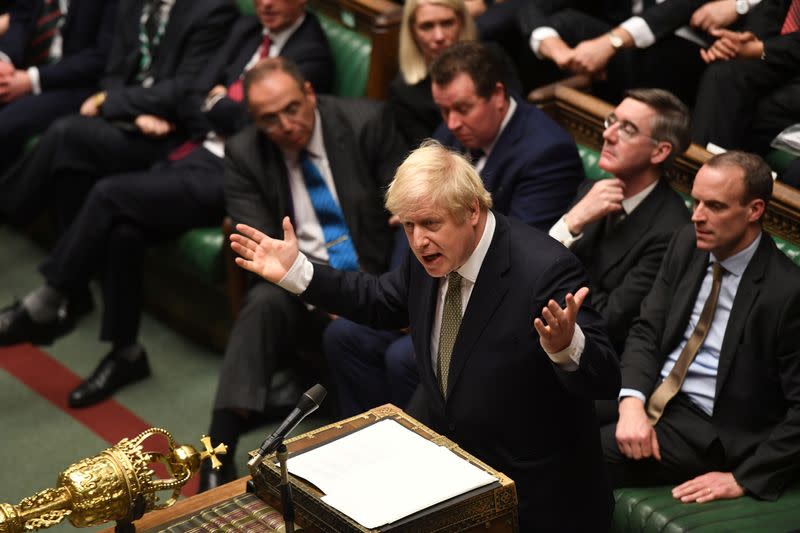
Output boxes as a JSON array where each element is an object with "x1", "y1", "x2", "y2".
[{"x1": 0, "y1": 429, "x2": 226, "y2": 533}]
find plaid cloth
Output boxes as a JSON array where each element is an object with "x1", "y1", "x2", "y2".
[{"x1": 154, "y1": 493, "x2": 287, "y2": 532}]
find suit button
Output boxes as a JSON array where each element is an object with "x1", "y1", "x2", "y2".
[{"x1": 448, "y1": 423, "x2": 456, "y2": 431}]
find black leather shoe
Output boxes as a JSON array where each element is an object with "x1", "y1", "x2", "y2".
[
  {"x1": 198, "y1": 457, "x2": 238, "y2": 493},
  {"x1": 0, "y1": 300, "x2": 74, "y2": 346},
  {"x1": 68, "y1": 346, "x2": 151, "y2": 408}
]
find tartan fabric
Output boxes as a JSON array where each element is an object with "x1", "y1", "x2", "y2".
[{"x1": 156, "y1": 492, "x2": 285, "y2": 532}]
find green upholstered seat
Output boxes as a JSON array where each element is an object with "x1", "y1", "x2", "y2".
[
  {"x1": 317, "y1": 13, "x2": 370, "y2": 98},
  {"x1": 765, "y1": 148, "x2": 797, "y2": 176},
  {"x1": 169, "y1": 227, "x2": 225, "y2": 284},
  {"x1": 578, "y1": 144, "x2": 610, "y2": 181},
  {"x1": 612, "y1": 484, "x2": 800, "y2": 533}
]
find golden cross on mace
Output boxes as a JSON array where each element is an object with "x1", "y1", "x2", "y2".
[{"x1": 199, "y1": 435, "x2": 228, "y2": 469}]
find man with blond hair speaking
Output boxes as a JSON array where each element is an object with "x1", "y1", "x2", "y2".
[{"x1": 229, "y1": 141, "x2": 620, "y2": 531}]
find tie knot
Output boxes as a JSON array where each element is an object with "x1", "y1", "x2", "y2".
[{"x1": 712, "y1": 261, "x2": 725, "y2": 280}]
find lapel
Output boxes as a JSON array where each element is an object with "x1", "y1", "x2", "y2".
[
  {"x1": 154, "y1": 0, "x2": 189, "y2": 74},
  {"x1": 480, "y1": 102, "x2": 524, "y2": 193},
  {"x1": 444, "y1": 212, "x2": 512, "y2": 399},
  {"x1": 414, "y1": 271, "x2": 444, "y2": 409},
  {"x1": 715, "y1": 233, "x2": 768, "y2": 396},
  {"x1": 318, "y1": 97, "x2": 362, "y2": 241},
  {"x1": 253, "y1": 130, "x2": 291, "y2": 223},
  {"x1": 592, "y1": 179, "x2": 672, "y2": 279},
  {"x1": 225, "y1": 20, "x2": 262, "y2": 85},
  {"x1": 663, "y1": 246, "x2": 709, "y2": 350}
]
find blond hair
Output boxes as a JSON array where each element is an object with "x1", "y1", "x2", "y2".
[
  {"x1": 385, "y1": 140, "x2": 492, "y2": 223},
  {"x1": 398, "y1": 0, "x2": 477, "y2": 85}
]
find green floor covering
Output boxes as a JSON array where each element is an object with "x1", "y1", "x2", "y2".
[{"x1": 0, "y1": 226, "x2": 329, "y2": 532}]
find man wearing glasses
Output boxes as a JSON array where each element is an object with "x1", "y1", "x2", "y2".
[
  {"x1": 207, "y1": 56, "x2": 407, "y2": 487},
  {"x1": 549, "y1": 88, "x2": 691, "y2": 359}
]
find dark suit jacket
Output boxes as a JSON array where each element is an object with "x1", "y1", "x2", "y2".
[
  {"x1": 0, "y1": 0, "x2": 116, "y2": 89},
  {"x1": 224, "y1": 96, "x2": 407, "y2": 275},
  {"x1": 570, "y1": 178, "x2": 690, "y2": 352},
  {"x1": 434, "y1": 99, "x2": 583, "y2": 230},
  {"x1": 520, "y1": 0, "x2": 707, "y2": 41},
  {"x1": 302, "y1": 212, "x2": 620, "y2": 531},
  {"x1": 622, "y1": 225, "x2": 800, "y2": 499},
  {"x1": 182, "y1": 12, "x2": 333, "y2": 139},
  {"x1": 100, "y1": 0, "x2": 236, "y2": 123}
]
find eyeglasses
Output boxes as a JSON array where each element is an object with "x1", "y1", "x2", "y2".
[
  {"x1": 256, "y1": 101, "x2": 303, "y2": 130},
  {"x1": 604, "y1": 112, "x2": 658, "y2": 144}
]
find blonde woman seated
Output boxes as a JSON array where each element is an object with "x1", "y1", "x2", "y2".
[{"x1": 389, "y1": 0, "x2": 476, "y2": 148}]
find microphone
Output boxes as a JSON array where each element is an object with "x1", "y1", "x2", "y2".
[{"x1": 247, "y1": 384, "x2": 327, "y2": 467}]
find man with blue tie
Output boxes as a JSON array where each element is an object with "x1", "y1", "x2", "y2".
[
  {"x1": 202, "y1": 57, "x2": 407, "y2": 489},
  {"x1": 602, "y1": 151, "x2": 800, "y2": 504}
]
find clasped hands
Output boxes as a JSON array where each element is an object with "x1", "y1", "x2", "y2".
[
  {"x1": 615, "y1": 397, "x2": 745, "y2": 503},
  {"x1": 0, "y1": 61, "x2": 32, "y2": 103},
  {"x1": 543, "y1": 36, "x2": 615, "y2": 77}
]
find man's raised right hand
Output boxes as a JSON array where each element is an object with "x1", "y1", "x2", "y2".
[
  {"x1": 230, "y1": 217, "x2": 299, "y2": 283},
  {"x1": 564, "y1": 178, "x2": 625, "y2": 235}
]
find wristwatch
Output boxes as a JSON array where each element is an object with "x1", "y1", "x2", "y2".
[
  {"x1": 735, "y1": 0, "x2": 749, "y2": 15},
  {"x1": 607, "y1": 31, "x2": 624, "y2": 50}
]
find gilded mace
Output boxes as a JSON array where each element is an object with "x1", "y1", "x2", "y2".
[{"x1": 0, "y1": 428, "x2": 227, "y2": 532}]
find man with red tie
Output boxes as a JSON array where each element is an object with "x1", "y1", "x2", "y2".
[
  {"x1": 0, "y1": 0, "x2": 333, "y2": 412},
  {"x1": 691, "y1": 0, "x2": 800, "y2": 154}
]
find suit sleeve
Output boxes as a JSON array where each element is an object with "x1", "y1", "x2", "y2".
[
  {"x1": 763, "y1": 32, "x2": 800, "y2": 73},
  {"x1": 38, "y1": 0, "x2": 118, "y2": 90},
  {"x1": 639, "y1": 0, "x2": 706, "y2": 40},
  {"x1": 101, "y1": 1, "x2": 236, "y2": 122},
  {"x1": 0, "y1": 0, "x2": 39, "y2": 65},
  {"x1": 533, "y1": 250, "x2": 620, "y2": 399},
  {"x1": 619, "y1": 228, "x2": 690, "y2": 397},
  {"x1": 733, "y1": 288, "x2": 800, "y2": 499}
]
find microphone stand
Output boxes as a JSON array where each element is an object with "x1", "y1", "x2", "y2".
[{"x1": 276, "y1": 442, "x2": 296, "y2": 533}]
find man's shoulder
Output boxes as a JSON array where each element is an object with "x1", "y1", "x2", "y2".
[
  {"x1": 318, "y1": 95, "x2": 387, "y2": 130},
  {"x1": 507, "y1": 100, "x2": 578, "y2": 156}
]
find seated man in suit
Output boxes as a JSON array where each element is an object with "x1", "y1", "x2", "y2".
[
  {"x1": 202, "y1": 57, "x2": 407, "y2": 490},
  {"x1": 602, "y1": 151, "x2": 800, "y2": 503},
  {"x1": 0, "y1": 0, "x2": 118, "y2": 175},
  {"x1": 324, "y1": 40, "x2": 585, "y2": 418},
  {"x1": 692, "y1": 0, "x2": 799, "y2": 155},
  {"x1": 520, "y1": 0, "x2": 708, "y2": 105},
  {"x1": 0, "y1": 0, "x2": 236, "y2": 229},
  {"x1": 0, "y1": 0, "x2": 333, "y2": 411},
  {"x1": 230, "y1": 141, "x2": 620, "y2": 531},
  {"x1": 550, "y1": 88, "x2": 691, "y2": 355}
]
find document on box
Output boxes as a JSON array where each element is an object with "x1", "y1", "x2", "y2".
[{"x1": 286, "y1": 418, "x2": 497, "y2": 529}]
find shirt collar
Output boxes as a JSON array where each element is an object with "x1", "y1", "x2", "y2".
[
  {"x1": 621, "y1": 179, "x2": 658, "y2": 215},
  {"x1": 455, "y1": 211, "x2": 496, "y2": 283},
  {"x1": 482, "y1": 98, "x2": 517, "y2": 158},
  {"x1": 264, "y1": 13, "x2": 305, "y2": 54},
  {"x1": 711, "y1": 232, "x2": 761, "y2": 277}
]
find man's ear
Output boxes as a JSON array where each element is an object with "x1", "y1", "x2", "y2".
[
  {"x1": 650, "y1": 141, "x2": 673, "y2": 166},
  {"x1": 747, "y1": 198, "x2": 766, "y2": 223}
]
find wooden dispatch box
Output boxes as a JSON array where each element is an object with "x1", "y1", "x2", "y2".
[{"x1": 249, "y1": 404, "x2": 519, "y2": 532}]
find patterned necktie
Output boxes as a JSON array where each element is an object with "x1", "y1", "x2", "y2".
[
  {"x1": 437, "y1": 271, "x2": 463, "y2": 396},
  {"x1": 136, "y1": 0, "x2": 167, "y2": 83},
  {"x1": 28, "y1": 0, "x2": 65, "y2": 66},
  {"x1": 228, "y1": 34, "x2": 272, "y2": 102},
  {"x1": 646, "y1": 262, "x2": 724, "y2": 425},
  {"x1": 299, "y1": 150, "x2": 359, "y2": 271},
  {"x1": 782, "y1": 0, "x2": 800, "y2": 35}
]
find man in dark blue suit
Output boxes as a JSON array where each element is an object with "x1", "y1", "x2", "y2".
[
  {"x1": 229, "y1": 141, "x2": 619, "y2": 531},
  {"x1": 324, "y1": 41, "x2": 584, "y2": 418},
  {"x1": 0, "y1": 0, "x2": 333, "y2": 413},
  {"x1": 0, "y1": 0, "x2": 118, "y2": 174}
]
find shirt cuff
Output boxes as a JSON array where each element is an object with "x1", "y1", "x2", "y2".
[
  {"x1": 544, "y1": 323, "x2": 584, "y2": 371},
  {"x1": 277, "y1": 251, "x2": 314, "y2": 294},
  {"x1": 619, "y1": 388, "x2": 646, "y2": 403},
  {"x1": 620, "y1": 17, "x2": 655, "y2": 48},
  {"x1": 0, "y1": 52, "x2": 12, "y2": 65},
  {"x1": 549, "y1": 215, "x2": 582, "y2": 248},
  {"x1": 202, "y1": 92, "x2": 226, "y2": 112},
  {"x1": 27, "y1": 66, "x2": 41, "y2": 95},
  {"x1": 530, "y1": 27, "x2": 559, "y2": 59}
]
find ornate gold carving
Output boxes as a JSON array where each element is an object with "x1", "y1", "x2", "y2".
[{"x1": 0, "y1": 429, "x2": 225, "y2": 533}]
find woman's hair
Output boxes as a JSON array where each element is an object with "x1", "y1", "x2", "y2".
[{"x1": 398, "y1": 0, "x2": 476, "y2": 85}]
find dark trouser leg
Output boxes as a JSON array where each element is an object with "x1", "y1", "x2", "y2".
[
  {"x1": 323, "y1": 317, "x2": 402, "y2": 417},
  {"x1": 0, "y1": 88, "x2": 94, "y2": 175},
  {"x1": 40, "y1": 149, "x2": 226, "y2": 344},
  {"x1": 384, "y1": 334, "x2": 419, "y2": 409},
  {"x1": 749, "y1": 77, "x2": 800, "y2": 155},
  {"x1": 0, "y1": 115, "x2": 171, "y2": 226}
]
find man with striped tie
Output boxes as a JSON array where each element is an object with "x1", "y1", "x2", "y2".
[
  {"x1": 201, "y1": 56, "x2": 408, "y2": 490},
  {"x1": 0, "y1": 0, "x2": 117, "y2": 174},
  {"x1": 691, "y1": 0, "x2": 800, "y2": 155}
]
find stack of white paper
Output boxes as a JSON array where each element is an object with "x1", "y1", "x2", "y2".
[{"x1": 286, "y1": 419, "x2": 497, "y2": 529}]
